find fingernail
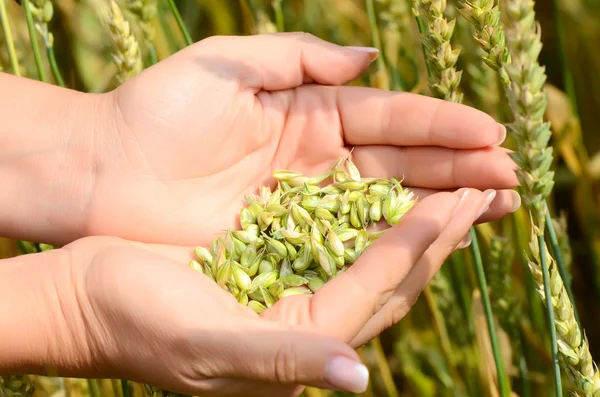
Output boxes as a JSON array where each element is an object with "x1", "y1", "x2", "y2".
[
  {"x1": 476, "y1": 189, "x2": 497, "y2": 219},
  {"x1": 495, "y1": 123, "x2": 507, "y2": 146},
  {"x1": 344, "y1": 46, "x2": 380, "y2": 53},
  {"x1": 451, "y1": 189, "x2": 470, "y2": 218},
  {"x1": 324, "y1": 356, "x2": 369, "y2": 393},
  {"x1": 344, "y1": 46, "x2": 380, "y2": 62},
  {"x1": 510, "y1": 190, "x2": 522, "y2": 212},
  {"x1": 457, "y1": 233, "x2": 472, "y2": 249}
]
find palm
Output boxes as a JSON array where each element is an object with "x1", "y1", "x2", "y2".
[
  {"x1": 83, "y1": 33, "x2": 516, "y2": 249},
  {"x1": 89, "y1": 44, "x2": 350, "y2": 246},
  {"x1": 74, "y1": 182, "x2": 494, "y2": 396},
  {"x1": 77, "y1": 238, "x2": 326, "y2": 397}
]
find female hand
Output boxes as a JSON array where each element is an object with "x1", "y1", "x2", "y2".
[
  {"x1": 1, "y1": 187, "x2": 494, "y2": 397},
  {"x1": 82, "y1": 32, "x2": 519, "y2": 246}
]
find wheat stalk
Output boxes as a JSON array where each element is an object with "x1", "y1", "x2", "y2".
[
  {"x1": 376, "y1": 0, "x2": 414, "y2": 91},
  {"x1": 166, "y1": 0, "x2": 191, "y2": 46},
  {"x1": 503, "y1": 0, "x2": 554, "y2": 224},
  {"x1": 28, "y1": 0, "x2": 63, "y2": 86},
  {"x1": 414, "y1": 2, "x2": 510, "y2": 394},
  {"x1": 0, "y1": 0, "x2": 20, "y2": 75},
  {"x1": 456, "y1": 1, "x2": 596, "y2": 394},
  {"x1": 488, "y1": 236, "x2": 534, "y2": 397},
  {"x1": 271, "y1": 0, "x2": 285, "y2": 32},
  {"x1": 528, "y1": 227, "x2": 600, "y2": 396},
  {"x1": 365, "y1": 0, "x2": 389, "y2": 89}
]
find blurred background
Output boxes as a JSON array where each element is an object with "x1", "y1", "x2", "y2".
[{"x1": 2, "y1": 0, "x2": 600, "y2": 396}]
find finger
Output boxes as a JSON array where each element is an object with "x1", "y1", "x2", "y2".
[
  {"x1": 182, "y1": 321, "x2": 370, "y2": 395},
  {"x1": 330, "y1": 86, "x2": 505, "y2": 148},
  {"x1": 351, "y1": 145, "x2": 518, "y2": 189},
  {"x1": 349, "y1": 190, "x2": 491, "y2": 347},
  {"x1": 194, "y1": 33, "x2": 379, "y2": 91},
  {"x1": 264, "y1": 190, "x2": 469, "y2": 343},
  {"x1": 407, "y1": 188, "x2": 521, "y2": 223}
]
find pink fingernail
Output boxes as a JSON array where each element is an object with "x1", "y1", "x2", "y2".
[
  {"x1": 510, "y1": 190, "x2": 522, "y2": 212},
  {"x1": 451, "y1": 189, "x2": 470, "y2": 218},
  {"x1": 457, "y1": 233, "x2": 472, "y2": 249},
  {"x1": 324, "y1": 356, "x2": 369, "y2": 393},
  {"x1": 344, "y1": 46, "x2": 380, "y2": 53},
  {"x1": 476, "y1": 189, "x2": 497, "y2": 219},
  {"x1": 495, "y1": 123, "x2": 507, "y2": 146}
]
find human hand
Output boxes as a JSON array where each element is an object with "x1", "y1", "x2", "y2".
[
  {"x1": 1, "y1": 187, "x2": 491, "y2": 397},
  {"x1": 84, "y1": 32, "x2": 519, "y2": 246}
]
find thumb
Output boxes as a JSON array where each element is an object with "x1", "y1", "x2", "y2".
[
  {"x1": 198, "y1": 322, "x2": 370, "y2": 394},
  {"x1": 192, "y1": 32, "x2": 379, "y2": 91}
]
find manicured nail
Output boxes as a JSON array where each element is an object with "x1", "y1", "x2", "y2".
[
  {"x1": 344, "y1": 46, "x2": 380, "y2": 62},
  {"x1": 510, "y1": 190, "x2": 522, "y2": 212},
  {"x1": 476, "y1": 189, "x2": 497, "y2": 219},
  {"x1": 324, "y1": 356, "x2": 369, "y2": 393},
  {"x1": 457, "y1": 233, "x2": 472, "y2": 249},
  {"x1": 344, "y1": 46, "x2": 380, "y2": 53},
  {"x1": 495, "y1": 123, "x2": 507, "y2": 146},
  {"x1": 451, "y1": 188, "x2": 470, "y2": 218}
]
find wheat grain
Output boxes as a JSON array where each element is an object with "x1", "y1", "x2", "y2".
[{"x1": 189, "y1": 155, "x2": 415, "y2": 310}]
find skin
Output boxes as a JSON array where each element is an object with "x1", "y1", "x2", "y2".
[{"x1": 0, "y1": 33, "x2": 520, "y2": 397}]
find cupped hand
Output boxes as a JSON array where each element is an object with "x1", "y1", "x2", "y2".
[
  {"x1": 44, "y1": 187, "x2": 493, "y2": 397},
  {"x1": 84, "y1": 32, "x2": 519, "y2": 246}
]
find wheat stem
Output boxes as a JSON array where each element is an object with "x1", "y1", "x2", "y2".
[
  {"x1": 272, "y1": 0, "x2": 285, "y2": 32},
  {"x1": 371, "y1": 337, "x2": 400, "y2": 397},
  {"x1": 414, "y1": 3, "x2": 508, "y2": 393},
  {"x1": 0, "y1": 0, "x2": 20, "y2": 75},
  {"x1": 28, "y1": 0, "x2": 64, "y2": 86},
  {"x1": 167, "y1": 0, "x2": 192, "y2": 46},
  {"x1": 423, "y1": 285, "x2": 456, "y2": 363},
  {"x1": 471, "y1": 228, "x2": 511, "y2": 396},
  {"x1": 22, "y1": 0, "x2": 47, "y2": 82},
  {"x1": 549, "y1": 0, "x2": 578, "y2": 118},
  {"x1": 46, "y1": 46, "x2": 64, "y2": 86},
  {"x1": 539, "y1": 233, "x2": 563, "y2": 396},
  {"x1": 365, "y1": 0, "x2": 388, "y2": 89},
  {"x1": 456, "y1": 2, "x2": 569, "y2": 393},
  {"x1": 87, "y1": 380, "x2": 100, "y2": 397},
  {"x1": 518, "y1": 354, "x2": 532, "y2": 397},
  {"x1": 148, "y1": 45, "x2": 157, "y2": 64}
]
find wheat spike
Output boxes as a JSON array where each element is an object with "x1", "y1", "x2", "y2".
[
  {"x1": 107, "y1": 0, "x2": 142, "y2": 83},
  {"x1": 414, "y1": 0, "x2": 463, "y2": 102},
  {"x1": 0, "y1": 375, "x2": 34, "y2": 397},
  {"x1": 528, "y1": 227, "x2": 600, "y2": 396}
]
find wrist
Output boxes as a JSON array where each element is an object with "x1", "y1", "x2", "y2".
[{"x1": 0, "y1": 73, "x2": 112, "y2": 245}]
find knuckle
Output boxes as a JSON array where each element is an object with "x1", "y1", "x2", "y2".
[
  {"x1": 383, "y1": 294, "x2": 421, "y2": 329},
  {"x1": 273, "y1": 341, "x2": 299, "y2": 383},
  {"x1": 290, "y1": 31, "x2": 315, "y2": 40}
]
